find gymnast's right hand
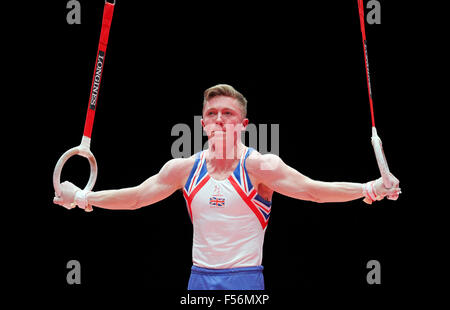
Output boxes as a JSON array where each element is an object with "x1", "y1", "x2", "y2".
[{"x1": 53, "y1": 181, "x2": 81, "y2": 209}]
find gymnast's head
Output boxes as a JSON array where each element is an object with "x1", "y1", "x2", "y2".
[
  {"x1": 202, "y1": 84, "x2": 247, "y2": 120},
  {"x1": 201, "y1": 84, "x2": 249, "y2": 139}
]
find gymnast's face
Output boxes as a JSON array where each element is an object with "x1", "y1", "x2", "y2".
[{"x1": 201, "y1": 96, "x2": 249, "y2": 140}]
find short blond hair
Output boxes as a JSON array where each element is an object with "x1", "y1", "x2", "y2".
[{"x1": 203, "y1": 84, "x2": 247, "y2": 118}]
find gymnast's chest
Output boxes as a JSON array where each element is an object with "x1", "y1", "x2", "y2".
[{"x1": 190, "y1": 179, "x2": 248, "y2": 216}]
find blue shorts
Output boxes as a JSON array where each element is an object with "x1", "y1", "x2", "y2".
[{"x1": 187, "y1": 265, "x2": 265, "y2": 290}]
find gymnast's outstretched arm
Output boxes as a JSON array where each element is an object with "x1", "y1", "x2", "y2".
[
  {"x1": 246, "y1": 152, "x2": 400, "y2": 204},
  {"x1": 53, "y1": 157, "x2": 194, "y2": 210}
]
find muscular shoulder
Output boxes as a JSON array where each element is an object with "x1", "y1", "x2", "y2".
[
  {"x1": 246, "y1": 150, "x2": 283, "y2": 183},
  {"x1": 158, "y1": 155, "x2": 197, "y2": 189}
]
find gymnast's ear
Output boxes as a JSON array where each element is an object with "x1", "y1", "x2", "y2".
[{"x1": 235, "y1": 118, "x2": 249, "y2": 131}]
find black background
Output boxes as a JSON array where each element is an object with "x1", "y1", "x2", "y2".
[{"x1": 8, "y1": 0, "x2": 439, "y2": 306}]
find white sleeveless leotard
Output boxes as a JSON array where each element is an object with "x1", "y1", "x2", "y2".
[{"x1": 183, "y1": 147, "x2": 272, "y2": 269}]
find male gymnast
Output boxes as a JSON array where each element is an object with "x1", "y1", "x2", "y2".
[{"x1": 54, "y1": 84, "x2": 401, "y2": 290}]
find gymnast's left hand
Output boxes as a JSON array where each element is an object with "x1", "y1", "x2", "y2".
[{"x1": 374, "y1": 173, "x2": 401, "y2": 200}]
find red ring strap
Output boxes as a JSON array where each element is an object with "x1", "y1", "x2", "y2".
[{"x1": 83, "y1": 2, "x2": 115, "y2": 139}]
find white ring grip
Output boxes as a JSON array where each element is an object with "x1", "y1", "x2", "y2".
[{"x1": 53, "y1": 143, "x2": 98, "y2": 199}]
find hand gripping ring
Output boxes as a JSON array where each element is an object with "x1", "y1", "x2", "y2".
[{"x1": 53, "y1": 137, "x2": 97, "y2": 212}]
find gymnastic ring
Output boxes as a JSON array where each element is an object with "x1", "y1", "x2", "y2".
[{"x1": 53, "y1": 143, "x2": 98, "y2": 198}]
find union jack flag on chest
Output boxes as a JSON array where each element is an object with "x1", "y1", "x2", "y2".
[{"x1": 209, "y1": 196, "x2": 226, "y2": 208}]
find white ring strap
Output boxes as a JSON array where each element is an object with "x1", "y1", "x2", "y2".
[{"x1": 53, "y1": 136, "x2": 98, "y2": 199}]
